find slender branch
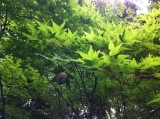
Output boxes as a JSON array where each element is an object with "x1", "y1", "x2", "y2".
[
  {"x1": 75, "y1": 65, "x2": 93, "y2": 118},
  {"x1": 53, "y1": 85, "x2": 79, "y2": 116},
  {"x1": 91, "y1": 73, "x2": 97, "y2": 97},
  {"x1": 0, "y1": 73, "x2": 6, "y2": 119},
  {"x1": 99, "y1": 97, "x2": 107, "y2": 119},
  {"x1": 115, "y1": 74, "x2": 127, "y2": 119},
  {"x1": 89, "y1": 73, "x2": 98, "y2": 119},
  {"x1": 57, "y1": 91, "x2": 64, "y2": 118},
  {"x1": 119, "y1": 82, "x2": 127, "y2": 119},
  {"x1": 75, "y1": 64, "x2": 99, "y2": 118},
  {"x1": 3, "y1": 2, "x2": 8, "y2": 31},
  {"x1": 15, "y1": 15, "x2": 42, "y2": 22},
  {"x1": 0, "y1": 3, "x2": 8, "y2": 119},
  {"x1": 0, "y1": 2, "x2": 8, "y2": 39},
  {"x1": 75, "y1": 65, "x2": 90, "y2": 99},
  {"x1": 73, "y1": 67, "x2": 85, "y2": 110}
]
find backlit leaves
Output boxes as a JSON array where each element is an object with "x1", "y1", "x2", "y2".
[
  {"x1": 148, "y1": 94, "x2": 160, "y2": 104},
  {"x1": 140, "y1": 54, "x2": 160, "y2": 70},
  {"x1": 77, "y1": 45, "x2": 103, "y2": 68},
  {"x1": 108, "y1": 40, "x2": 122, "y2": 56}
]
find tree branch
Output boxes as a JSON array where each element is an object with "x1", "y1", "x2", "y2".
[
  {"x1": 0, "y1": 2, "x2": 8, "y2": 39},
  {"x1": 91, "y1": 73, "x2": 97, "y2": 97},
  {"x1": 146, "y1": 107, "x2": 160, "y2": 119},
  {"x1": 0, "y1": 73, "x2": 6, "y2": 119}
]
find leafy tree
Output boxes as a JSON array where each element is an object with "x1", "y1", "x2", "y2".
[{"x1": 0, "y1": 0, "x2": 160, "y2": 119}]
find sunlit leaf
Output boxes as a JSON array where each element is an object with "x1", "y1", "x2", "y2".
[
  {"x1": 148, "y1": 94, "x2": 160, "y2": 104},
  {"x1": 109, "y1": 43, "x2": 122, "y2": 56},
  {"x1": 108, "y1": 40, "x2": 114, "y2": 50}
]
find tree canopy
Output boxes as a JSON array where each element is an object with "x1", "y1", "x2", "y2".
[{"x1": 0, "y1": 0, "x2": 160, "y2": 119}]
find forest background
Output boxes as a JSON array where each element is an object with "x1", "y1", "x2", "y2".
[{"x1": 0, "y1": 0, "x2": 160, "y2": 118}]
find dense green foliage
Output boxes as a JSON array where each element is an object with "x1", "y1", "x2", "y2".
[{"x1": 0, "y1": 0, "x2": 160, "y2": 119}]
